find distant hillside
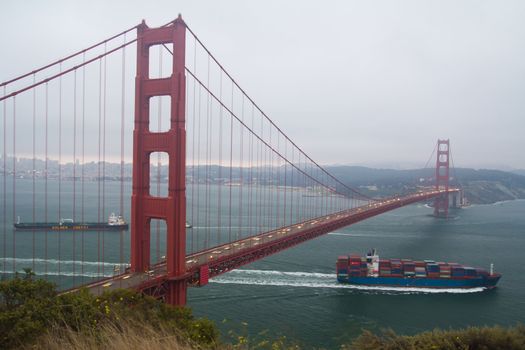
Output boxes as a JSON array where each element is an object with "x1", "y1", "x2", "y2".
[
  {"x1": 4, "y1": 156, "x2": 523, "y2": 205},
  {"x1": 511, "y1": 169, "x2": 525, "y2": 176},
  {"x1": 325, "y1": 166, "x2": 525, "y2": 205}
]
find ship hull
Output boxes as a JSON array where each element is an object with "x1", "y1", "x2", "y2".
[
  {"x1": 14, "y1": 223, "x2": 129, "y2": 231},
  {"x1": 337, "y1": 275, "x2": 501, "y2": 289}
]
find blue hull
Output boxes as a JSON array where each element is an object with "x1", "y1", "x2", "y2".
[{"x1": 338, "y1": 275, "x2": 501, "y2": 289}]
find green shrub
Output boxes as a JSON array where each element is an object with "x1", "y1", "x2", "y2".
[
  {"x1": 0, "y1": 271, "x2": 219, "y2": 349},
  {"x1": 348, "y1": 325, "x2": 525, "y2": 350},
  {"x1": 0, "y1": 271, "x2": 60, "y2": 348}
]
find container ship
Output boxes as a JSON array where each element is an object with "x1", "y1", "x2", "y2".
[
  {"x1": 336, "y1": 249, "x2": 501, "y2": 289},
  {"x1": 14, "y1": 213, "x2": 129, "y2": 231}
]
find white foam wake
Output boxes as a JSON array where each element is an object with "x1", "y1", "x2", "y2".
[
  {"x1": 0, "y1": 270, "x2": 115, "y2": 278},
  {"x1": 1, "y1": 257, "x2": 127, "y2": 267},
  {"x1": 0, "y1": 258, "x2": 127, "y2": 279},
  {"x1": 328, "y1": 232, "x2": 416, "y2": 239},
  {"x1": 211, "y1": 269, "x2": 487, "y2": 294}
]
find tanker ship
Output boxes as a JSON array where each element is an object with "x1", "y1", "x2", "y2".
[
  {"x1": 14, "y1": 213, "x2": 129, "y2": 231},
  {"x1": 336, "y1": 249, "x2": 501, "y2": 289}
]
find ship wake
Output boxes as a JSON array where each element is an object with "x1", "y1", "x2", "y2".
[
  {"x1": 211, "y1": 269, "x2": 487, "y2": 294},
  {"x1": 0, "y1": 257, "x2": 126, "y2": 278}
]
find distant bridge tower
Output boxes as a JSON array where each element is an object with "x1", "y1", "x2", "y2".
[
  {"x1": 434, "y1": 139, "x2": 450, "y2": 218},
  {"x1": 131, "y1": 16, "x2": 187, "y2": 305}
]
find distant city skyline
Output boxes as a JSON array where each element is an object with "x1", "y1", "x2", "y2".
[{"x1": 1, "y1": 154, "x2": 522, "y2": 172}]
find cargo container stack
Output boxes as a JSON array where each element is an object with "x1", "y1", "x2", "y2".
[
  {"x1": 464, "y1": 267, "x2": 477, "y2": 278},
  {"x1": 439, "y1": 263, "x2": 452, "y2": 278},
  {"x1": 349, "y1": 255, "x2": 362, "y2": 277},
  {"x1": 451, "y1": 266, "x2": 465, "y2": 278},
  {"x1": 426, "y1": 263, "x2": 440, "y2": 278},
  {"x1": 379, "y1": 259, "x2": 391, "y2": 277},
  {"x1": 403, "y1": 261, "x2": 416, "y2": 277},
  {"x1": 414, "y1": 261, "x2": 427, "y2": 278},
  {"x1": 336, "y1": 255, "x2": 349, "y2": 279},
  {"x1": 336, "y1": 251, "x2": 501, "y2": 289},
  {"x1": 390, "y1": 259, "x2": 403, "y2": 277},
  {"x1": 360, "y1": 258, "x2": 368, "y2": 277}
]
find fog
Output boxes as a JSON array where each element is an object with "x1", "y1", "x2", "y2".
[{"x1": 1, "y1": 0, "x2": 524, "y2": 170}]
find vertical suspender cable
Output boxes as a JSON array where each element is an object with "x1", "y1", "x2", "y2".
[
  {"x1": 309, "y1": 162, "x2": 312, "y2": 217},
  {"x1": 249, "y1": 104, "x2": 254, "y2": 235},
  {"x1": 276, "y1": 132, "x2": 280, "y2": 226},
  {"x1": 32, "y1": 75, "x2": 36, "y2": 271},
  {"x1": 267, "y1": 126, "x2": 272, "y2": 230},
  {"x1": 81, "y1": 53, "x2": 86, "y2": 283},
  {"x1": 299, "y1": 153, "x2": 303, "y2": 222},
  {"x1": 102, "y1": 43, "x2": 108, "y2": 277},
  {"x1": 228, "y1": 82, "x2": 233, "y2": 243},
  {"x1": 266, "y1": 126, "x2": 270, "y2": 231},
  {"x1": 269, "y1": 126, "x2": 273, "y2": 229},
  {"x1": 184, "y1": 50, "x2": 189, "y2": 252},
  {"x1": 257, "y1": 116, "x2": 265, "y2": 233},
  {"x1": 262, "y1": 117, "x2": 266, "y2": 231},
  {"x1": 119, "y1": 34, "x2": 126, "y2": 282},
  {"x1": 261, "y1": 119, "x2": 266, "y2": 231},
  {"x1": 308, "y1": 163, "x2": 312, "y2": 218},
  {"x1": 156, "y1": 46, "x2": 162, "y2": 263},
  {"x1": 44, "y1": 83, "x2": 48, "y2": 277},
  {"x1": 205, "y1": 55, "x2": 210, "y2": 246},
  {"x1": 58, "y1": 63, "x2": 62, "y2": 283},
  {"x1": 208, "y1": 62, "x2": 213, "y2": 245},
  {"x1": 191, "y1": 37, "x2": 197, "y2": 253},
  {"x1": 296, "y1": 152, "x2": 300, "y2": 222},
  {"x1": 282, "y1": 135, "x2": 285, "y2": 227},
  {"x1": 238, "y1": 95, "x2": 244, "y2": 239},
  {"x1": 288, "y1": 141, "x2": 292, "y2": 226},
  {"x1": 256, "y1": 111, "x2": 260, "y2": 232},
  {"x1": 323, "y1": 171, "x2": 326, "y2": 216},
  {"x1": 217, "y1": 70, "x2": 223, "y2": 246},
  {"x1": 196, "y1": 83, "x2": 202, "y2": 249},
  {"x1": 2, "y1": 86, "x2": 5, "y2": 276},
  {"x1": 12, "y1": 97, "x2": 16, "y2": 274},
  {"x1": 73, "y1": 69, "x2": 77, "y2": 284},
  {"x1": 97, "y1": 58, "x2": 102, "y2": 277}
]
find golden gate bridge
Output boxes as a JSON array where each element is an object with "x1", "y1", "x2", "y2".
[{"x1": 0, "y1": 16, "x2": 458, "y2": 305}]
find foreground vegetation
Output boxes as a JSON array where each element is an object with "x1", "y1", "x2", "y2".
[
  {"x1": 348, "y1": 326, "x2": 525, "y2": 350},
  {"x1": 1, "y1": 272, "x2": 524, "y2": 349},
  {"x1": 0, "y1": 270, "x2": 218, "y2": 349}
]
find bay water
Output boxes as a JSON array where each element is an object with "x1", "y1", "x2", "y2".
[{"x1": 1, "y1": 178, "x2": 524, "y2": 348}]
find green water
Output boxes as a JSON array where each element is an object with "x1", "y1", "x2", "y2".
[
  {"x1": 2, "y1": 178, "x2": 524, "y2": 348},
  {"x1": 188, "y1": 200, "x2": 525, "y2": 348}
]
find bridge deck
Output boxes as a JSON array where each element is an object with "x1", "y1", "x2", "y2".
[{"x1": 65, "y1": 189, "x2": 456, "y2": 297}]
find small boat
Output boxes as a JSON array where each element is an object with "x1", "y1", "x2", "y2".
[
  {"x1": 14, "y1": 213, "x2": 129, "y2": 231},
  {"x1": 186, "y1": 222, "x2": 192, "y2": 228},
  {"x1": 336, "y1": 249, "x2": 501, "y2": 289}
]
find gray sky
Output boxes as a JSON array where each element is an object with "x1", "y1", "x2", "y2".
[{"x1": 1, "y1": 0, "x2": 524, "y2": 170}]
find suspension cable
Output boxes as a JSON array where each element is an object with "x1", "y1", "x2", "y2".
[
  {"x1": 182, "y1": 24, "x2": 375, "y2": 201},
  {"x1": 0, "y1": 25, "x2": 139, "y2": 88}
]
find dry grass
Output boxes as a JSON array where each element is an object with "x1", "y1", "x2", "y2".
[{"x1": 25, "y1": 320, "x2": 202, "y2": 350}]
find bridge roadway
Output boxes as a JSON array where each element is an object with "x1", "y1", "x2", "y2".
[{"x1": 66, "y1": 188, "x2": 457, "y2": 298}]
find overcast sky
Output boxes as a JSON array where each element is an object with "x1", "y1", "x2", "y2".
[{"x1": 1, "y1": 0, "x2": 524, "y2": 170}]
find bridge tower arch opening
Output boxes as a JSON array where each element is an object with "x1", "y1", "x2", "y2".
[
  {"x1": 434, "y1": 139, "x2": 450, "y2": 218},
  {"x1": 131, "y1": 16, "x2": 187, "y2": 305}
]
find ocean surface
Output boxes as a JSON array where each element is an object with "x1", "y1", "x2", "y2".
[
  {"x1": 188, "y1": 199, "x2": 525, "y2": 348},
  {"x1": 1, "y1": 179, "x2": 525, "y2": 348}
]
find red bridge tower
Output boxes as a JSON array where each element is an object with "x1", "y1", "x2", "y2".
[
  {"x1": 131, "y1": 16, "x2": 187, "y2": 305},
  {"x1": 434, "y1": 139, "x2": 450, "y2": 218}
]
